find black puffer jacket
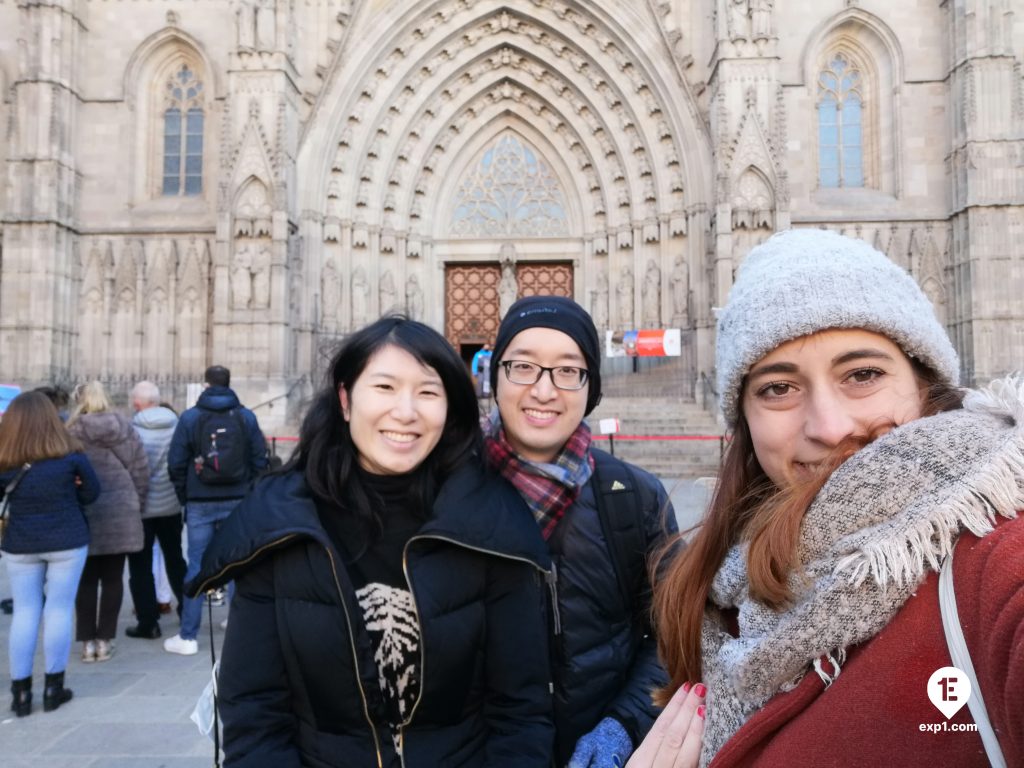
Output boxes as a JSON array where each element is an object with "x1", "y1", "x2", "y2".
[
  {"x1": 189, "y1": 462, "x2": 555, "y2": 768},
  {"x1": 546, "y1": 451, "x2": 676, "y2": 763}
]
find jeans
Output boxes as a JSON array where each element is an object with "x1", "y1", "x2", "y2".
[
  {"x1": 4, "y1": 545, "x2": 88, "y2": 679},
  {"x1": 181, "y1": 500, "x2": 239, "y2": 640},
  {"x1": 127, "y1": 514, "x2": 187, "y2": 630}
]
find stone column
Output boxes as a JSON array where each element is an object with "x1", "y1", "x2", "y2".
[
  {"x1": 948, "y1": 0, "x2": 1024, "y2": 385},
  {"x1": 0, "y1": 1, "x2": 83, "y2": 386}
]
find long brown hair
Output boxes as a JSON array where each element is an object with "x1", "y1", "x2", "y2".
[
  {"x1": 651, "y1": 364, "x2": 964, "y2": 704},
  {"x1": 0, "y1": 391, "x2": 83, "y2": 471}
]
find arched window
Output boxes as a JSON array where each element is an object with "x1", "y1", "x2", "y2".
[
  {"x1": 162, "y1": 64, "x2": 204, "y2": 196},
  {"x1": 450, "y1": 134, "x2": 568, "y2": 237},
  {"x1": 817, "y1": 53, "x2": 864, "y2": 188}
]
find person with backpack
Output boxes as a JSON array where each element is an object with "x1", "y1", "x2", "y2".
[
  {"x1": 486, "y1": 295, "x2": 677, "y2": 768},
  {"x1": 165, "y1": 365, "x2": 267, "y2": 656}
]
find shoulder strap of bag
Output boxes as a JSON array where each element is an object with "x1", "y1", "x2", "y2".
[
  {"x1": 1, "y1": 463, "x2": 32, "y2": 508},
  {"x1": 938, "y1": 543, "x2": 1007, "y2": 768},
  {"x1": 590, "y1": 449, "x2": 647, "y2": 617}
]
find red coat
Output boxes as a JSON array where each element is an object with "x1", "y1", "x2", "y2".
[{"x1": 710, "y1": 515, "x2": 1024, "y2": 768}]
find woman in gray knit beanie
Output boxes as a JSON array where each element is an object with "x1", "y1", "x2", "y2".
[{"x1": 627, "y1": 229, "x2": 1024, "y2": 768}]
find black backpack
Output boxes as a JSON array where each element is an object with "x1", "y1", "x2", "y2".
[
  {"x1": 590, "y1": 449, "x2": 652, "y2": 625},
  {"x1": 193, "y1": 409, "x2": 249, "y2": 485}
]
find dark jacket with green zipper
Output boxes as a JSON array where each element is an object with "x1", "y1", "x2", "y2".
[{"x1": 188, "y1": 462, "x2": 555, "y2": 768}]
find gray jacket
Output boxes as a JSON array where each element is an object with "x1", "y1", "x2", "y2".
[
  {"x1": 68, "y1": 411, "x2": 148, "y2": 555},
  {"x1": 132, "y1": 406, "x2": 181, "y2": 519}
]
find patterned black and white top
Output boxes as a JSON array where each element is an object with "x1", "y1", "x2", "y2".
[{"x1": 318, "y1": 467, "x2": 426, "y2": 753}]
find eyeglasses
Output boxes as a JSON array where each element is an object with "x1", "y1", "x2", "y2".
[{"x1": 500, "y1": 360, "x2": 590, "y2": 391}]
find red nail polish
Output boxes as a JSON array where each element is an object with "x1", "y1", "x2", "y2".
[
  {"x1": 694, "y1": 683, "x2": 707, "y2": 698},
  {"x1": 682, "y1": 681, "x2": 691, "y2": 693},
  {"x1": 697, "y1": 705, "x2": 706, "y2": 720}
]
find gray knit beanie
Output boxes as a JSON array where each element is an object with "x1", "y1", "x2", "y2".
[{"x1": 716, "y1": 229, "x2": 959, "y2": 427}]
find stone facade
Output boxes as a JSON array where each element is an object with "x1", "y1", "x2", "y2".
[{"x1": 1, "y1": 0, "x2": 1022, "y2": 429}]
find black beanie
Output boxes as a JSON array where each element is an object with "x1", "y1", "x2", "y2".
[{"x1": 490, "y1": 295, "x2": 603, "y2": 415}]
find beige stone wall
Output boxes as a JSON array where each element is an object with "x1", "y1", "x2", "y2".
[{"x1": 0, "y1": 0, "x2": 1021, "y2": 423}]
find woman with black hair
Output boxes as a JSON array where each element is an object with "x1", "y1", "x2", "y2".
[{"x1": 189, "y1": 316, "x2": 555, "y2": 767}]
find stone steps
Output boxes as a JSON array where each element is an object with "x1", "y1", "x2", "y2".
[{"x1": 587, "y1": 395, "x2": 723, "y2": 478}]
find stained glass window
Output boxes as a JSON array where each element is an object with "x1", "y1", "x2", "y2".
[
  {"x1": 162, "y1": 65, "x2": 204, "y2": 196},
  {"x1": 817, "y1": 54, "x2": 864, "y2": 188},
  {"x1": 451, "y1": 134, "x2": 568, "y2": 237}
]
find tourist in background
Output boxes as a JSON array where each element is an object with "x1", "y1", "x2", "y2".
[
  {"x1": 124, "y1": 381, "x2": 186, "y2": 639},
  {"x1": 1, "y1": 391, "x2": 100, "y2": 715},
  {"x1": 67, "y1": 381, "x2": 148, "y2": 663}
]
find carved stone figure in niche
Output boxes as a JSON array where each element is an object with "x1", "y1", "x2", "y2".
[
  {"x1": 351, "y1": 266, "x2": 369, "y2": 327},
  {"x1": 379, "y1": 270, "x2": 397, "y2": 314},
  {"x1": 642, "y1": 260, "x2": 661, "y2": 327},
  {"x1": 232, "y1": 244, "x2": 253, "y2": 309},
  {"x1": 727, "y1": 0, "x2": 750, "y2": 42},
  {"x1": 235, "y1": 0, "x2": 256, "y2": 50},
  {"x1": 670, "y1": 255, "x2": 690, "y2": 325},
  {"x1": 252, "y1": 245, "x2": 271, "y2": 309},
  {"x1": 617, "y1": 265, "x2": 634, "y2": 328},
  {"x1": 406, "y1": 274, "x2": 424, "y2": 321},
  {"x1": 256, "y1": 0, "x2": 276, "y2": 52},
  {"x1": 498, "y1": 243, "x2": 518, "y2": 319},
  {"x1": 321, "y1": 259, "x2": 341, "y2": 327},
  {"x1": 591, "y1": 268, "x2": 609, "y2": 330},
  {"x1": 751, "y1": 0, "x2": 774, "y2": 40}
]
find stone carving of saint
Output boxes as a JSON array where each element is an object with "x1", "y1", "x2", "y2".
[
  {"x1": 498, "y1": 243, "x2": 518, "y2": 319},
  {"x1": 322, "y1": 259, "x2": 341, "y2": 327},
  {"x1": 617, "y1": 265, "x2": 634, "y2": 328},
  {"x1": 379, "y1": 270, "x2": 397, "y2": 314},
  {"x1": 351, "y1": 266, "x2": 369, "y2": 327},
  {"x1": 256, "y1": 0, "x2": 276, "y2": 52},
  {"x1": 406, "y1": 274, "x2": 424, "y2": 321},
  {"x1": 727, "y1": 0, "x2": 750, "y2": 42},
  {"x1": 235, "y1": 0, "x2": 256, "y2": 50},
  {"x1": 591, "y1": 268, "x2": 609, "y2": 331},
  {"x1": 231, "y1": 243, "x2": 253, "y2": 309},
  {"x1": 670, "y1": 255, "x2": 690, "y2": 325},
  {"x1": 642, "y1": 260, "x2": 661, "y2": 327},
  {"x1": 751, "y1": 0, "x2": 774, "y2": 40},
  {"x1": 251, "y1": 245, "x2": 271, "y2": 309}
]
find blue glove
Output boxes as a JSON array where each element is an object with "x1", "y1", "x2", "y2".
[{"x1": 568, "y1": 716, "x2": 633, "y2": 768}]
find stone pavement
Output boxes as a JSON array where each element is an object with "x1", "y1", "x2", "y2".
[
  {"x1": 0, "y1": 477, "x2": 710, "y2": 767},
  {"x1": 0, "y1": 570, "x2": 226, "y2": 768}
]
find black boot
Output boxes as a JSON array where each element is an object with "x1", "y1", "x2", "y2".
[
  {"x1": 10, "y1": 676, "x2": 31, "y2": 717},
  {"x1": 42, "y1": 671, "x2": 72, "y2": 712}
]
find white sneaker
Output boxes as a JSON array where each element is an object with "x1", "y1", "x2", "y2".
[
  {"x1": 95, "y1": 639, "x2": 114, "y2": 662},
  {"x1": 163, "y1": 634, "x2": 199, "y2": 656},
  {"x1": 81, "y1": 640, "x2": 97, "y2": 663}
]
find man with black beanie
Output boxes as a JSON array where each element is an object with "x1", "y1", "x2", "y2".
[{"x1": 484, "y1": 295, "x2": 676, "y2": 767}]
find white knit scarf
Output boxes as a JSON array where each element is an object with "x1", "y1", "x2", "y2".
[{"x1": 700, "y1": 376, "x2": 1024, "y2": 766}]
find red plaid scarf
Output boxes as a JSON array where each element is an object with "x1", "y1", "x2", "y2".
[{"x1": 484, "y1": 421, "x2": 594, "y2": 540}]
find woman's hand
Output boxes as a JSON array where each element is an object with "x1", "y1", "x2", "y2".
[{"x1": 624, "y1": 683, "x2": 706, "y2": 768}]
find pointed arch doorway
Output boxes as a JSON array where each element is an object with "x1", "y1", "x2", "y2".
[{"x1": 439, "y1": 131, "x2": 579, "y2": 363}]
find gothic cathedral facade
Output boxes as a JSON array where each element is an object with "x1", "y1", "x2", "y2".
[{"x1": 1, "y1": 1, "x2": 1022, "y2": 429}]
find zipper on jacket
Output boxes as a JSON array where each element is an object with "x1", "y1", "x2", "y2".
[
  {"x1": 396, "y1": 533, "x2": 555, "y2": 766},
  {"x1": 323, "y1": 544, "x2": 385, "y2": 768},
  {"x1": 192, "y1": 533, "x2": 300, "y2": 595},
  {"x1": 193, "y1": 533, "x2": 385, "y2": 768},
  {"x1": 546, "y1": 562, "x2": 562, "y2": 636}
]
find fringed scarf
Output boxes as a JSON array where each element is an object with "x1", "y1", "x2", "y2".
[
  {"x1": 699, "y1": 375, "x2": 1024, "y2": 766},
  {"x1": 484, "y1": 415, "x2": 594, "y2": 540}
]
